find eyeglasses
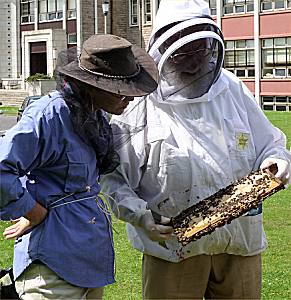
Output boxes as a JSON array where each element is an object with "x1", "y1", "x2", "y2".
[{"x1": 169, "y1": 48, "x2": 214, "y2": 63}]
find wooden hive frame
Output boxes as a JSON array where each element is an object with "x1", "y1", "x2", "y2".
[{"x1": 172, "y1": 169, "x2": 284, "y2": 246}]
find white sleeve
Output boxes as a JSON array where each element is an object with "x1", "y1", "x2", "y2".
[
  {"x1": 100, "y1": 106, "x2": 149, "y2": 226},
  {"x1": 240, "y1": 81, "x2": 291, "y2": 171}
]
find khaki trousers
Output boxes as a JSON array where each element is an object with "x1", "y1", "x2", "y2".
[
  {"x1": 15, "y1": 264, "x2": 104, "y2": 300},
  {"x1": 142, "y1": 253, "x2": 261, "y2": 300}
]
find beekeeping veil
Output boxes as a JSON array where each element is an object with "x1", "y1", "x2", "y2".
[{"x1": 148, "y1": 0, "x2": 225, "y2": 103}]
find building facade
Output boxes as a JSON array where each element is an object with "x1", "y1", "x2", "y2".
[
  {"x1": 0, "y1": 0, "x2": 290, "y2": 111},
  {"x1": 120, "y1": 0, "x2": 291, "y2": 111}
]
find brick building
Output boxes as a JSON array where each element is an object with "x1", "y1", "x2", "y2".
[{"x1": 0, "y1": 0, "x2": 290, "y2": 110}]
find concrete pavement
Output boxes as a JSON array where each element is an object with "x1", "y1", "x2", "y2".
[{"x1": 0, "y1": 114, "x2": 17, "y2": 132}]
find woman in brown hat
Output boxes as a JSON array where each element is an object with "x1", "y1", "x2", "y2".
[{"x1": 0, "y1": 34, "x2": 158, "y2": 299}]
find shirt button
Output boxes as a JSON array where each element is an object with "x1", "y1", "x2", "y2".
[{"x1": 86, "y1": 185, "x2": 91, "y2": 192}]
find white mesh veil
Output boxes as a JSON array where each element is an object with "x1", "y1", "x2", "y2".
[{"x1": 148, "y1": 16, "x2": 225, "y2": 103}]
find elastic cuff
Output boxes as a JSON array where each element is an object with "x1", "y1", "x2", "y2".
[{"x1": 132, "y1": 209, "x2": 150, "y2": 227}]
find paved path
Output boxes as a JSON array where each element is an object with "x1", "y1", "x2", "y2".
[{"x1": 0, "y1": 114, "x2": 16, "y2": 131}]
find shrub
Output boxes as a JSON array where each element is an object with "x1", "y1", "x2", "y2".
[{"x1": 25, "y1": 73, "x2": 53, "y2": 83}]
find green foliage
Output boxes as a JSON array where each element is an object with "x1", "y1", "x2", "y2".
[{"x1": 25, "y1": 73, "x2": 53, "y2": 83}]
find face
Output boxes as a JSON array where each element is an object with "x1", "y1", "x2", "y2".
[
  {"x1": 88, "y1": 86, "x2": 134, "y2": 115},
  {"x1": 158, "y1": 25, "x2": 214, "y2": 76}
]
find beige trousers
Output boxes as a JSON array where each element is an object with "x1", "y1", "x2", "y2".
[
  {"x1": 142, "y1": 253, "x2": 262, "y2": 300},
  {"x1": 15, "y1": 264, "x2": 104, "y2": 300}
]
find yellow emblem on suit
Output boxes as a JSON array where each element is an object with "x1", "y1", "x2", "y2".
[{"x1": 236, "y1": 133, "x2": 249, "y2": 150}]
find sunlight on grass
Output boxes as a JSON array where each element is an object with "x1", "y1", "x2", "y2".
[{"x1": 0, "y1": 106, "x2": 19, "y2": 115}]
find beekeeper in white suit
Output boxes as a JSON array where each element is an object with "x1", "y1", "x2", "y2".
[{"x1": 101, "y1": 0, "x2": 291, "y2": 298}]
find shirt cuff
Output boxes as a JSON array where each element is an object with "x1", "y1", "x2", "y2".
[{"x1": 0, "y1": 190, "x2": 36, "y2": 221}]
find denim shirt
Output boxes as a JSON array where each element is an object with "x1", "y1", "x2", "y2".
[{"x1": 0, "y1": 91, "x2": 115, "y2": 288}]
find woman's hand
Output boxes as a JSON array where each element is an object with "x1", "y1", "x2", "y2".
[
  {"x1": 3, "y1": 217, "x2": 32, "y2": 239},
  {"x1": 3, "y1": 202, "x2": 48, "y2": 239}
]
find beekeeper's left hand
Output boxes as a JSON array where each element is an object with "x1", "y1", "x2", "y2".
[{"x1": 260, "y1": 157, "x2": 290, "y2": 184}]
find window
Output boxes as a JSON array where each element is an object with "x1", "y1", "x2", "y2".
[
  {"x1": 67, "y1": 0, "x2": 76, "y2": 18},
  {"x1": 129, "y1": 0, "x2": 152, "y2": 26},
  {"x1": 209, "y1": 0, "x2": 217, "y2": 15},
  {"x1": 129, "y1": 0, "x2": 138, "y2": 26},
  {"x1": 262, "y1": 37, "x2": 291, "y2": 78},
  {"x1": 223, "y1": 0, "x2": 254, "y2": 15},
  {"x1": 261, "y1": 0, "x2": 272, "y2": 10},
  {"x1": 261, "y1": 0, "x2": 291, "y2": 11},
  {"x1": 20, "y1": 0, "x2": 35, "y2": 24},
  {"x1": 68, "y1": 33, "x2": 77, "y2": 44},
  {"x1": 261, "y1": 96, "x2": 291, "y2": 111},
  {"x1": 224, "y1": 39, "x2": 255, "y2": 77},
  {"x1": 144, "y1": 0, "x2": 152, "y2": 24},
  {"x1": 39, "y1": 0, "x2": 65, "y2": 21}
]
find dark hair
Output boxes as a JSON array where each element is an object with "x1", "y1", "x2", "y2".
[{"x1": 60, "y1": 76, "x2": 119, "y2": 175}]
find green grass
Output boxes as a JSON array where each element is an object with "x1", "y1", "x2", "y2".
[
  {"x1": 0, "y1": 106, "x2": 19, "y2": 115},
  {"x1": 261, "y1": 187, "x2": 291, "y2": 300},
  {"x1": 264, "y1": 111, "x2": 291, "y2": 150},
  {"x1": 1, "y1": 111, "x2": 291, "y2": 299}
]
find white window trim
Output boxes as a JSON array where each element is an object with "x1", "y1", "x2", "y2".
[
  {"x1": 143, "y1": 0, "x2": 152, "y2": 25},
  {"x1": 261, "y1": 96, "x2": 291, "y2": 111},
  {"x1": 21, "y1": 15, "x2": 34, "y2": 24},
  {"x1": 224, "y1": 39, "x2": 255, "y2": 77},
  {"x1": 223, "y1": 0, "x2": 254, "y2": 15},
  {"x1": 68, "y1": 33, "x2": 77, "y2": 44},
  {"x1": 129, "y1": 0, "x2": 139, "y2": 27},
  {"x1": 261, "y1": 0, "x2": 290, "y2": 11}
]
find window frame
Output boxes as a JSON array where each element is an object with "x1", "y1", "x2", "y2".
[
  {"x1": 224, "y1": 39, "x2": 255, "y2": 78},
  {"x1": 143, "y1": 0, "x2": 152, "y2": 25},
  {"x1": 223, "y1": 0, "x2": 254, "y2": 15},
  {"x1": 261, "y1": 0, "x2": 291, "y2": 11},
  {"x1": 262, "y1": 37, "x2": 291, "y2": 78},
  {"x1": 68, "y1": 33, "x2": 77, "y2": 45},
  {"x1": 20, "y1": 0, "x2": 35, "y2": 24},
  {"x1": 129, "y1": 0, "x2": 138, "y2": 27},
  {"x1": 261, "y1": 96, "x2": 291, "y2": 111},
  {"x1": 38, "y1": 0, "x2": 66, "y2": 22},
  {"x1": 208, "y1": 0, "x2": 217, "y2": 15}
]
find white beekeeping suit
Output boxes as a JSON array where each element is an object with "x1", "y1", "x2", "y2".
[{"x1": 101, "y1": 0, "x2": 291, "y2": 262}]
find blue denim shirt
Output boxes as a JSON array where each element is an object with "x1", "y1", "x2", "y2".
[{"x1": 0, "y1": 91, "x2": 115, "y2": 288}]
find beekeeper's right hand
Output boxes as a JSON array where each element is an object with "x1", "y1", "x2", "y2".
[{"x1": 138, "y1": 210, "x2": 173, "y2": 242}]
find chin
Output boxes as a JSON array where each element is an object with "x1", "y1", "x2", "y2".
[{"x1": 111, "y1": 108, "x2": 125, "y2": 115}]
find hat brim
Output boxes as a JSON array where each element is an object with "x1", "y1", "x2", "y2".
[{"x1": 57, "y1": 45, "x2": 158, "y2": 97}]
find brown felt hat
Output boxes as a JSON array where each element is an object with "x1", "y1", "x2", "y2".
[{"x1": 56, "y1": 34, "x2": 158, "y2": 96}]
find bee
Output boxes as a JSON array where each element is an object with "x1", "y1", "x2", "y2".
[{"x1": 88, "y1": 217, "x2": 96, "y2": 224}]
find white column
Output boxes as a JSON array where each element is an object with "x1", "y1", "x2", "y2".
[
  {"x1": 10, "y1": 1, "x2": 18, "y2": 79},
  {"x1": 21, "y1": 33, "x2": 27, "y2": 89},
  {"x1": 254, "y1": 0, "x2": 260, "y2": 105},
  {"x1": 77, "y1": 0, "x2": 82, "y2": 53},
  {"x1": 152, "y1": 0, "x2": 158, "y2": 25},
  {"x1": 95, "y1": 0, "x2": 98, "y2": 34},
  {"x1": 34, "y1": 2, "x2": 38, "y2": 31},
  {"x1": 216, "y1": 0, "x2": 222, "y2": 30},
  {"x1": 63, "y1": 1, "x2": 67, "y2": 30}
]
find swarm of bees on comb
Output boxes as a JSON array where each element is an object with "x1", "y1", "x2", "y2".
[{"x1": 172, "y1": 169, "x2": 284, "y2": 246}]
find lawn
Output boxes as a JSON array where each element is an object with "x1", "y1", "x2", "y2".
[
  {"x1": 0, "y1": 106, "x2": 19, "y2": 115},
  {"x1": 0, "y1": 110, "x2": 291, "y2": 299}
]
